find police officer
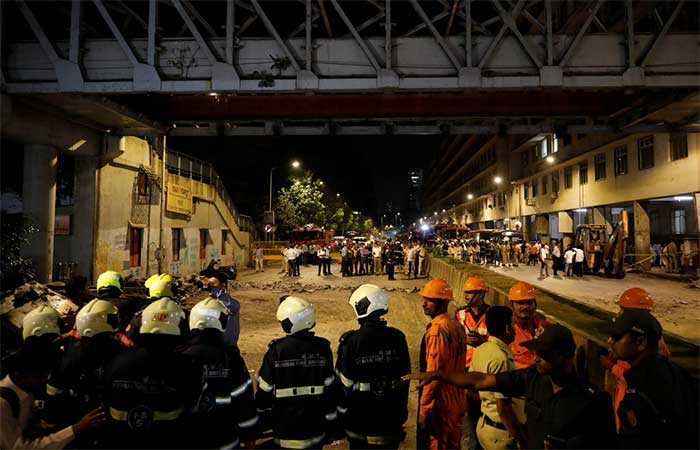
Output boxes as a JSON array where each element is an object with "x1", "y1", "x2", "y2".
[
  {"x1": 336, "y1": 284, "x2": 410, "y2": 449},
  {"x1": 256, "y1": 296, "x2": 337, "y2": 449},
  {"x1": 102, "y1": 298, "x2": 202, "y2": 449},
  {"x1": 608, "y1": 309, "x2": 699, "y2": 449},
  {"x1": 43, "y1": 299, "x2": 126, "y2": 447},
  {"x1": 181, "y1": 297, "x2": 258, "y2": 449}
]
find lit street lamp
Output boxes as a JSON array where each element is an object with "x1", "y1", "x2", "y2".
[
  {"x1": 269, "y1": 159, "x2": 302, "y2": 219},
  {"x1": 467, "y1": 193, "x2": 474, "y2": 200},
  {"x1": 291, "y1": 160, "x2": 301, "y2": 169},
  {"x1": 494, "y1": 176, "x2": 503, "y2": 185}
]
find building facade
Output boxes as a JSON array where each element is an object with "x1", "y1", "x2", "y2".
[{"x1": 424, "y1": 100, "x2": 700, "y2": 272}]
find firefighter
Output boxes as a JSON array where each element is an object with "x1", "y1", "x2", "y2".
[
  {"x1": 417, "y1": 279, "x2": 467, "y2": 450},
  {"x1": 21, "y1": 305, "x2": 61, "y2": 343},
  {"x1": 43, "y1": 299, "x2": 126, "y2": 447},
  {"x1": 256, "y1": 296, "x2": 337, "y2": 449},
  {"x1": 336, "y1": 284, "x2": 411, "y2": 449},
  {"x1": 96, "y1": 270, "x2": 145, "y2": 334},
  {"x1": 180, "y1": 297, "x2": 258, "y2": 449},
  {"x1": 508, "y1": 281, "x2": 549, "y2": 368},
  {"x1": 102, "y1": 298, "x2": 202, "y2": 449},
  {"x1": 124, "y1": 273, "x2": 176, "y2": 343}
]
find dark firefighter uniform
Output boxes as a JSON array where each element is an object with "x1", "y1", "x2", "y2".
[
  {"x1": 256, "y1": 331, "x2": 337, "y2": 449},
  {"x1": 336, "y1": 320, "x2": 411, "y2": 449},
  {"x1": 101, "y1": 339, "x2": 203, "y2": 449},
  {"x1": 44, "y1": 334, "x2": 125, "y2": 447},
  {"x1": 181, "y1": 329, "x2": 258, "y2": 449}
]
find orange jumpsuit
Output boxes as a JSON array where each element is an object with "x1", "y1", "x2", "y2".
[
  {"x1": 419, "y1": 313, "x2": 468, "y2": 450},
  {"x1": 455, "y1": 307, "x2": 489, "y2": 369},
  {"x1": 511, "y1": 314, "x2": 549, "y2": 369}
]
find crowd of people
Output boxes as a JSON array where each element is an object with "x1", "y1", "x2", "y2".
[
  {"x1": 274, "y1": 241, "x2": 430, "y2": 281},
  {"x1": 3, "y1": 260, "x2": 698, "y2": 450},
  {"x1": 439, "y1": 238, "x2": 595, "y2": 280}
]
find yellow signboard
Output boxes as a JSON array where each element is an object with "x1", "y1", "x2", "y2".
[{"x1": 166, "y1": 183, "x2": 192, "y2": 215}]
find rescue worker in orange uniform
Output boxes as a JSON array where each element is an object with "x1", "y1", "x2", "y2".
[
  {"x1": 455, "y1": 277, "x2": 490, "y2": 369},
  {"x1": 455, "y1": 277, "x2": 490, "y2": 450},
  {"x1": 508, "y1": 282, "x2": 549, "y2": 368},
  {"x1": 418, "y1": 279, "x2": 467, "y2": 450},
  {"x1": 599, "y1": 287, "x2": 671, "y2": 431}
]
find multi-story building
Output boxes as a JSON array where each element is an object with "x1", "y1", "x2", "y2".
[
  {"x1": 423, "y1": 97, "x2": 699, "y2": 271},
  {"x1": 407, "y1": 168, "x2": 423, "y2": 219}
]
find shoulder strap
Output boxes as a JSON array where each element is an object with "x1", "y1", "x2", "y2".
[{"x1": 0, "y1": 386, "x2": 20, "y2": 420}]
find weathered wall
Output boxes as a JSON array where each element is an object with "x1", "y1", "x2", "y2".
[{"x1": 94, "y1": 136, "x2": 250, "y2": 280}]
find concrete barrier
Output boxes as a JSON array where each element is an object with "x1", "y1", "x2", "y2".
[{"x1": 429, "y1": 258, "x2": 700, "y2": 391}]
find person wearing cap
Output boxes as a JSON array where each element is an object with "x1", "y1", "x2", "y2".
[
  {"x1": 43, "y1": 300, "x2": 127, "y2": 447},
  {"x1": 608, "y1": 309, "x2": 699, "y2": 449},
  {"x1": 336, "y1": 284, "x2": 410, "y2": 449},
  {"x1": 201, "y1": 269, "x2": 241, "y2": 347},
  {"x1": 600, "y1": 288, "x2": 672, "y2": 432},
  {"x1": 469, "y1": 306, "x2": 527, "y2": 450},
  {"x1": 102, "y1": 298, "x2": 203, "y2": 449},
  {"x1": 410, "y1": 324, "x2": 617, "y2": 449},
  {"x1": 1, "y1": 307, "x2": 107, "y2": 450},
  {"x1": 417, "y1": 279, "x2": 467, "y2": 450},
  {"x1": 508, "y1": 281, "x2": 549, "y2": 369}
]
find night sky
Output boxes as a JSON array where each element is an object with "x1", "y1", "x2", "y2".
[{"x1": 169, "y1": 135, "x2": 441, "y2": 222}]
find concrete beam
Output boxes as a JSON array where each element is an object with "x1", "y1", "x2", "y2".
[
  {"x1": 21, "y1": 144, "x2": 57, "y2": 282},
  {"x1": 633, "y1": 201, "x2": 651, "y2": 271}
]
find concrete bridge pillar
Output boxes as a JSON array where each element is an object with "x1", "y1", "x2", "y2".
[
  {"x1": 21, "y1": 144, "x2": 57, "y2": 282},
  {"x1": 633, "y1": 201, "x2": 651, "y2": 271}
]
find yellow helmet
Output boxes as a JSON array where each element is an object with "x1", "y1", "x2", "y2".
[
  {"x1": 140, "y1": 298, "x2": 184, "y2": 336},
  {"x1": 189, "y1": 297, "x2": 229, "y2": 332},
  {"x1": 146, "y1": 274, "x2": 175, "y2": 299},
  {"x1": 96, "y1": 270, "x2": 123, "y2": 297},
  {"x1": 22, "y1": 305, "x2": 60, "y2": 340},
  {"x1": 76, "y1": 299, "x2": 119, "y2": 337}
]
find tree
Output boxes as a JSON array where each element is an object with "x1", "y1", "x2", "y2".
[{"x1": 274, "y1": 174, "x2": 326, "y2": 237}]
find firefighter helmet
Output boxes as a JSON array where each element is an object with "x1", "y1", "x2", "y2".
[
  {"x1": 96, "y1": 270, "x2": 124, "y2": 297},
  {"x1": 76, "y1": 299, "x2": 119, "y2": 337},
  {"x1": 22, "y1": 305, "x2": 60, "y2": 340},
  {"x1": 140, "y1": 298, "x2": 185, "y2": 336},
  {"x1": 349, "y1": 284, "x2": 389, "y2": 319},
  {"x1": 189, "y1": 297, "x2": 229, "y2": 332},
  {"x1": 276, "y1": 296, "x2": 315, "y2": 334}
]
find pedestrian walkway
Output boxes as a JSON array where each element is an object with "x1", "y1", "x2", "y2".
[{"x1": 483, "y1": 263, "x2": 700, "y2": 343}]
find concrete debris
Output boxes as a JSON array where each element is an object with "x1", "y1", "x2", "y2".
[{"x1": 1, "y1": 281, "x2": 80, "y2": 337}]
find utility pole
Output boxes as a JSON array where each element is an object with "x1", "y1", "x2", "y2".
[{"x1": 159, "y1": 135, "x2": 167, "y2": 274}]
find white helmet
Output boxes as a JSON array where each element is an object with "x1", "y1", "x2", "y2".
[
  {"x1": 76, "y1": 299, "x2": 119, "y2": 337},
  {"x1": 22, "y1": 305, "x2": 60, "y2": 340},
  {"x1": 349, "y1": 284, "x2": 389, "y2": 319},
  {"x1": 189, "y1": 297, "x2": 229, "y2": 332},
  {"x1": 276, "y1": 296, "x2": 315, "y2": 334},
  {"x1": 140, "y1": 298, "x2": 185, "y2": 336}
]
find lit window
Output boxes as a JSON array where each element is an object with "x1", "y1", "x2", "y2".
[{"x1": 673, "y1": 209, "x2": 686, "y2": 234}]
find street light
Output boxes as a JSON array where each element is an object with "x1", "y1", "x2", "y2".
[
  {"x1": 319, "y1": 180, "x2": 324, "y2": 185},
  {"x1": 269, "y1": 160, "x2": 302, "y2": 213},
  {"x1": 546, "y1": 156, "x2": 555, "y2": 164},
  {"x1": 336, "y1": 193, "x2": 340, "y2": 197},
  {"x1": 467, "y1": 193, "x2": 474, "y2": 200},
  {"x1": 493, "y1": 176, "x2": 503, "y2": 184},
  {"x1": 291, "y1": 160, "x2": 301, "y2": 169}
]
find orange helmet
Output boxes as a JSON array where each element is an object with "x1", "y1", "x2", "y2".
[
  {"x1": 617, "y1": 287, "x2": 654, "y2": 311},
  {"x1": 509, "y1": 281, "x2": 536, "y2": 302},
  {"x1": 463, "y1": 276, "x2": 488, "y2": 293},
  {"x1": 420, "y1": 279, "x2": 454, "y2": 301}
]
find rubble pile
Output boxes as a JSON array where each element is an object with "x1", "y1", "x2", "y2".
[{"x1": 233, "y1": 280, "x2": 421, "y2": 295}]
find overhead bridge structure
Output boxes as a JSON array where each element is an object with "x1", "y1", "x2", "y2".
[{"x1": 2, "y1": 0, "x2": 699, "y2": 136}]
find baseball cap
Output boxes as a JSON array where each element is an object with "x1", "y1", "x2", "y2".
[
  {"x1": 610, "y1": 309, "x2": 662, "y2": 343},
  {"x1": 521, "y1": 324, "x2": 576, "y2": 360}
]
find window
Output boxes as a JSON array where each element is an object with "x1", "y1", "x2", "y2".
[
  {"x1": 522, "y1": 151, "x2": 529, "y2": 167},
  {"x1": 614, "y1": 145, "x2": 628, "y2": 176},
  {"x1": 221, "y1": 230, "x2": 228, "y2": 255},
  {"x1": 552, "y1": 171, "x2": 559, "y2": 193},
  {"x1": 542, "y1": 175, "x2": 548, "y2": 195},
  {"x1": 673, "y1": 209, "x2": 686, "y2": 234},
  {"x1": 638, "y1": 136, "x2": 655, "y2": 170},
  {"x1": 523, "y1": 184, "x2": 529, "y2": 199},
  {"x1": 172, "y1": 228, "x2": 182, "y2": 261},
  {"x1": 594, "y1": 153, "x2": 606, "y2": 180},
  {"x1": 564, "y1": 166, "x2": 573, "y2": 189},
  {"x1": 199, "y1": 229, "x2": 208, "y2": 260},
  {"x1": 670, "y1": 133, "x2": 688, "y2": 160},
  {"x1": 532, "y1": 179, "x2": 538, "y2": 197},
  {"x1": 579, "y1": 161, "x2": 588, "y2": 185},
  {"x1": 540, "y1": 139, "x2": 549, "y2": 159},
  {"x1": 129, "y1": 227, "x2": 142, "y2": 267}
]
